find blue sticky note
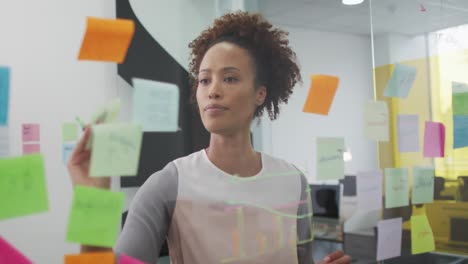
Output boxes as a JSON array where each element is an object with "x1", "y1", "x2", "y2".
[
  {"x1": 453, "y1": 115, "x2": 468, "y2": 149},
  {"x1": 132, "y1": 78, "x2": 179, "y2": 132},
  {"x1": 0, "y1": 66, "x2": 10, "y2": 125},
  {"x1": 63, "y1": 143, "x2": 76, "y2": 164},
  {"x1": 384, "y1": 64, "x2": 417, "y2": 98}
]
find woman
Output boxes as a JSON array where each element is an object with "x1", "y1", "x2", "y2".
[{"x1": 68, "y1": 12, "x2": 351, "y2": 264}]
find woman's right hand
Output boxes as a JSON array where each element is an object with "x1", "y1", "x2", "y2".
[{"x1": 67, "y1": 125, "x2": 110, "y2": 189}]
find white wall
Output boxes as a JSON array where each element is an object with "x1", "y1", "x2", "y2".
[
  {"x1": 262, "y1": 27, "x2": 378, "y2": 182},
  {"x1": 0, "y1": 1, "x2": 118, "y2": 263}
]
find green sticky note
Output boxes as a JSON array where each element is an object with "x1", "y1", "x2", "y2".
[
  {"x1": 89, "y1": 123, "x2": 143, "y2": 177},
  {"x1": 412, "y1": 167, "x2": 434, "y2": 205},
  {"x1": 385, "y1": 168, "x2": 409, "y2": 208},
  {"x1": 316, "y1": 137, "x2": 345, "y2": 180},
  {"x1": 86, "y1": 98, "x2": 121, "y2": 150},
  {"x1": 452, "y1": 82, "x2": 468, "y2": 115},
  {"x1": 132, "y1": 78, "x2": 180, "y2": 132},
  {"x1": 0, "y1": 154, "x2": 48, "y2": 220},
  {"x1": 62, "y1": 122, "x2": 78, "y2": 142},
  {"x1": 66, "y1": 186, "x2": 125, "y2": 247},
  {"x1": 411, "y1": 214, "x2": 435, "y2": 254}
]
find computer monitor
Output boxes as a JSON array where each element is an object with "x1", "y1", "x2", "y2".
[{"x1": 310, "y1": 184, "x2": 340, "y2": 219}]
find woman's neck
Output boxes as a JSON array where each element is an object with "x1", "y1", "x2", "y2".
[{"x1": 206, "y1": 132, "x2": 262, "y2": 177}]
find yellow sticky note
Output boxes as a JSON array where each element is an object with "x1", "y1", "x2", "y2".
[
  {"x1": 64, "y1": 252, "x2": 115, "y2": 264},
  {"x1": 411, "y1": 214, "x2": 435, "y2": 254},
  {"x1": 303, "y1": 75, "x2": 339, "y2": 115},
  {"x1": 78, "y1": 17, "x2": 135, "y2": 63}
]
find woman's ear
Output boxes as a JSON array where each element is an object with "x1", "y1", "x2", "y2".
[{"x1": 256, "y1": 85, "x2": 267, "y2": 106}]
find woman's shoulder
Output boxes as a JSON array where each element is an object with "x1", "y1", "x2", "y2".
[{"x1": 261, "y1": 152, "x2": 303, "y2": 174}]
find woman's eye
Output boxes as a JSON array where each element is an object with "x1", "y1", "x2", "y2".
[
  {"x1": 199, "y1": 79, "x2": 209, "y2": 85},
  {"x1": 224, "y1": 77, "x2": 238, "y2": 83}
]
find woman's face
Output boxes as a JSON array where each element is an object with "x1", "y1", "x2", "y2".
[{"x1": 196, "y1": 42, "x2": 266, "y2": 135}]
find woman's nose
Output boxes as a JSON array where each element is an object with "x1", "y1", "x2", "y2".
[{"x1": 208, "y1": 82, "x2": 221, "y2": 99}]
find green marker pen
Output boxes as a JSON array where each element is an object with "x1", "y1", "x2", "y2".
[{"x1": 75, "y1": 116, "x2": 86, "y2": 131}]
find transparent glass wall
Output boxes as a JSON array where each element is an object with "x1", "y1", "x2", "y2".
[{"x1": 370, "y1": 0, "x2": 468, "y2": 257}]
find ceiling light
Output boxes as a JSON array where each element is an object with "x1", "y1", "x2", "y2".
[{"x1": 342, "y1": 0, "x2": 364, "y2": 5}]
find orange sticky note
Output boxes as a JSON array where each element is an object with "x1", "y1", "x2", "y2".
[
  {"x1": 302, "y1": 75, "x2": 339, "y2": 115},
  {"x1": 78, "y1": 17, "x2": 135, "y2": 63},
  {"x1": 64, "y1": 252, "x2": 115, "y2": 264}
]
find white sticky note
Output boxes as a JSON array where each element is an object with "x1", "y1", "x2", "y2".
[
  {"x1": 364, "y1": 101, "x2": 389, "y2": 141},
  {"x1": 132, "y1": 78, "x2": 179, "y2": 132},
  {"x1": 357, "y1": 170, "x2": 383, "y2": 212},
  {"x1": 377, "y1": 218, "x2": 402, "y2": 261}
]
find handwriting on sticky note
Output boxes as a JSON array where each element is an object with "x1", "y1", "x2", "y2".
[
  {"x1": 411, "y1": 214, "x2": 435, "y2": 254},
  {"x1": 89, "y1": 123, "x2": 143, "y2": 177},
  {"x1": 357, "y1": 170, "x2": 383, "y2": 212},
  {"x1": 86, "y1": 98, "x2": 121, "y2": 150},
  {"x1": 384, "y1": 63, "x2": 417, "y2": 98},
  {"x1": 0, "y1": 154, "x2": 48, "y2": 220},
  {"x1": 78, "y1": 17, "x2": 135, "y2": 63},
  {"x1": 63, "y1": 143, "x2": 76, "y2": 164},
  {"x1": 0, "y1": 236, "x2": 33, "y2": 264},
  {"x1": 453, "y1": 115, "x2": 468, "y2": 149},
  {"x1": 385, "y1": 168, "x2": 409, "y2": 208},
  {"x1": 120, "y1": 254, "x2": 146, "y2": 264},
  {"x1": 377, "y1": 218, "x2": 402, "y2": 261},
  {"x1": 132, "y1": 78, "x2": 180, "y2": 132},
  {"x1": 22, "y1": 143, "x2": 40, "y2": 154},
  {"x1": 0, "y1": 66, "x2": 10, "y2": 125},
  {"x1": 63, "y1": 122, "x2": 78, "y2": 142},
  {"x1": 316, "y1": 137, "x2": 344, "y2": 180},
  {"x1": 22, "y1": 123, "x2": 40, "y2": 142},
  {"x1": 423, "y1": 121, "x2": 445, "y2": 157},
  {"x1": 302, "y1": 75, "x2": 339, "y2": 115},
  {"x1": 65, "y1": 252, "x2": 115, "y2": 264},
  {"x1": 397, "y1": 115, "x2": 419, "y2": 152},
  {"x1": 412, "y1": 167, "x2": 434, "y2": 205},
  {"x1": 364, "y1": 101, "x2": 389, "y2": 141},
  {"x1": 66, "y1": 186, "x2": 124, "y2": 247}
]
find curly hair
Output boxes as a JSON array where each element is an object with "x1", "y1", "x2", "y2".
[{"x1": 188, "y1": 11, "x2": 302, "y2": 120}]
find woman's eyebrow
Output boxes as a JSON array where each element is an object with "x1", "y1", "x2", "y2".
[{"x1": 199, "y1": 66, "x2": 240, "y2": 73}]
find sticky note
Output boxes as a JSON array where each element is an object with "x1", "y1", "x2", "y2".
[
  {"x1": 302, "y1": 75, "x2": 339, "y2": 115},
  {"x1": 132, "y1": 78, "x2": 180, "y2": 132},
  {"x1": 63, "y1": 122, "x2": 78, "y2": 142},
  {"x1": 0, "y1": 126, "x2": 10, "y2": 157},
  {"x1": 86, "y1": 98, "x2": 121, "y2": 150},
  {"x1": 377, "y1": 218, "x2": 402, "y2": 261},
  {"x1": 0, "y1": 154, "x2": 48, "y2": 220},
  {"x1": 364, "y1": 101, "x2": 389, "y2": 141},
  {"x1": 89, "y1": 123, "x2": 143, "y2": 177},
  {"x1": 78, "y1": 17, "x2": 135, "y2": 63},
  {"x1": 385, "y1": 168, "x2": 409, "y2": 208},
  {"x1": 66, "y1": 186, "x2": 125, "y2": 247},
  {"x1": 357, "y1": 170, "x2": 383, "y2": 212},
  {"x1": 22, "y1": 143, "x2": 40, "y2": 154},
  {"x1": 120, "y1": 254, "x2": 146, "y2": 264},
  {"x1": 0, "y1": 66, "x2": 10, "y2": 125},
  {"x1": 452, "y1": 81, "x2": 468, "y2": 115},
  {"x1": 22, "y1": 123, "x2": 40, "y2": 142},
  {"x1": 316, "y1": 137, "x2": 345, "y2": 180},
  {"x1": 423, "y1": 121, "x2": 445, "y2": 157},
  {"x1": 63, "y1": 143, "x2": 76, "y2": 164},
  {"x1": 383, "y1": 63, "x2": 417, "y2": 98},
  {"x1": 397, "y1": 115, "x2": 419, "y2": 152},
  {"x1": 453, "y1": 115, "x2": 468, "y2": 149},
  {"x1": 411, "y1": 214, "x2": 435, "y2": 254},
  {"x1": 412, "y1": 167, "x2": 434, "y2": 204},
  {"x1": 64, "y1": 252, "x2": 115, "y2": 264},
  {"x1": 0, "y1": 236, "x2": 33, "y2": 264}
]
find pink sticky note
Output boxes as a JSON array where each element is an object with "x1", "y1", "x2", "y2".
[
  {"x1": 423, "y1": 121, "x2": 445, "y2": 157},
  {"x1": 120, "y1": 254, "x2": 146, "y2": 264},
  {"x1": 22, "y1": 124, "x2": 40, "y2": 142},
  {"x1": 22, "y1": 143, "x2": 40, "y2": 154},
  {"x1": 0, "y1": 236, "x2": 33, "y2": 264}
]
